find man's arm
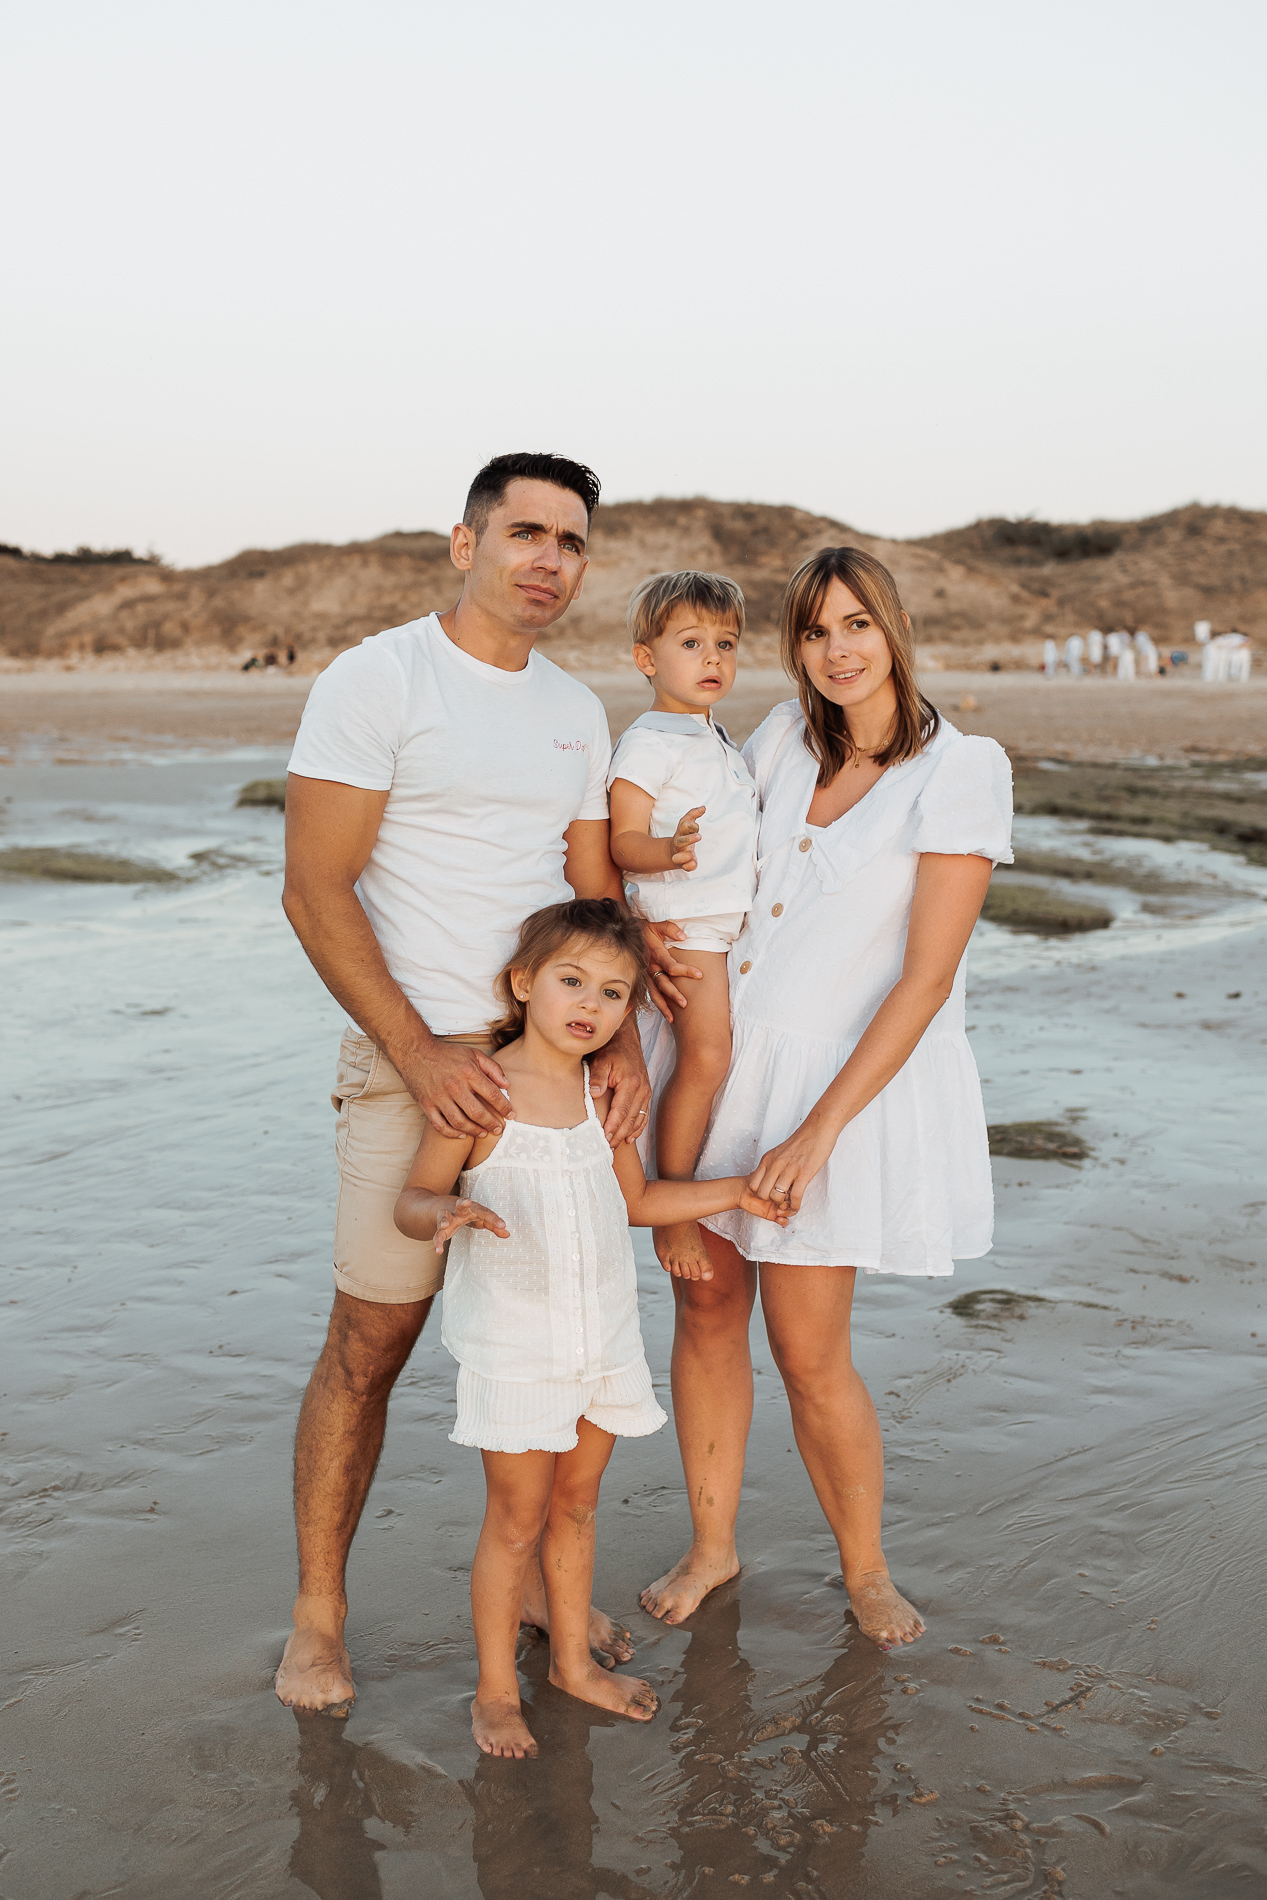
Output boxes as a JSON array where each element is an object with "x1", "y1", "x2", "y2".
[{"x1": 283, "y1": 775, "x2": 510, "y2": 1139}]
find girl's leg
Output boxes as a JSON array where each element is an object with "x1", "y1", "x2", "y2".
[
  {"x1": 653, "y1": 952, "x2": 733, "y2": 1280},
  {"x1": 472, "y1": 1449, "x2": 556, "y2": 1756},
  {"x1": 641, "y1": 1230, "x2": 758, "y2": 1624},
  {"x1": 758, "y1": 1263, "x2": 925, "y2": 1649},
  {"x1": 543, "y1": 1419, "x2": 659, "y2": 1720}
]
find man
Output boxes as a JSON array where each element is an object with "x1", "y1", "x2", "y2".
[{"x1": 274, "y1": 453, "x2": 689, "y2": 1714}]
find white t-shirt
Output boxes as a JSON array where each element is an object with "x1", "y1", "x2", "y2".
[
  {"x1": 606, "y1": 710, "x2": 758, "y2": 923},
  {"x1": 288, "y1": 613, "x2": 611, "y2": 1034}
]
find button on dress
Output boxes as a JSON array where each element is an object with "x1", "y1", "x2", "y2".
[{"x1": 689, "y1": 702, "x2": 1014, "y2": 1277}]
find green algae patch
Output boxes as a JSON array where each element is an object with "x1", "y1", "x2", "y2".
[
  {"x1": 235, "y1": 778, "x2": 287, "y2": 809},
  {"x1": 1008, "y1": 849, "x2": 1220, "y2": 898},
  {"x1": 1011, "y1": 760, "x2": 1267, "y2": 867},
  {"x1": 982, "y1": 881, "x2": 1113, "y2": 935},
  {"x1": 988, "y1": 1120, "x2": 1091, "y2": 1163},
  {"x1": 0, "y1": 846, "x2": 181, "y2": 884},
  {"x1": 947, "y1": 1287, "x2": 1049, "y2": 1322}
]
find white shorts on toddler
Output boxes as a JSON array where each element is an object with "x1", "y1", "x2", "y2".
[
  {"x1": 671, "y1": 911, "x2": 746, "y2": 956},
  {"x1": 451, "y1": 1361, "x2": 667, "y2": 1454}
]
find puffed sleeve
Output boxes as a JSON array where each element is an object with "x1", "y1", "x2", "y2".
[
  {"x1": 741, "y1": 699, "x2": 803, "y2": 800},
  {"x1": 910, "y1": 735, "x2": 1014, "y2": 864},
  {"x1": 607, "y1": 727, "x2": 671, "y2": 798}
]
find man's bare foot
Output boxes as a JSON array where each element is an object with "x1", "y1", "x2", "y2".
[
  {"x1": 275, "y1": 1627, "x2": 356, "y2": 1716},
  {"x1": 846, "y1": 1570, "x2": 926, "y2": 1649},
  {"x1": 640, "y1": 1546, "x2": 740, "y2": 1625},
  {"x1": 653, "y1": 1221, "x2": 714, "y2": 1281},
  {"x1": 472, "y1": 1694, "x2": 538, "y2": 1758},
  {"x1": 520, "y1": 1596, "x2": 633, "y2": 1670},
  {"x1": 549, "y1": 1659, "x2": 660, "y2": 1722}
]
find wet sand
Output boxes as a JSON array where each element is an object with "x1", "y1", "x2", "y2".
[
  {"x1": 3, "y1": 739, "x2": 1266, "y2": 1895},
  {"x1": 3, "y1": 662, "x2": 1265, "y2": 764}
]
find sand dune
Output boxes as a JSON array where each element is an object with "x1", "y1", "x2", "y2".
[{"x1": 4, "y1": 499, "x2": 1263, "y2": 667}]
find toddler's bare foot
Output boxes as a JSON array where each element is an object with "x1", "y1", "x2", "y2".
[
  {"x1": 549, "y1": 1659, "x2": 659, "y2": 1722},
  {"x1": 653, "y1": 1221, "x2": 714, "y2": 1281},
  {"x1": 640, "y1": 1544, "x2": 740, "y2": 1625},
  {"x1": 472, "y1": 1694, "x2": 538, "y2": 1758},
  {"x1": 275, "y1": 1609, "x2": 355, "y2": 1717},
  {"x1": 520, "y1": 1597, "x2": 633, "y2": 1670},
  {"x1": 846, "y1": 1570, "x2": 925, "y2": 1649}
]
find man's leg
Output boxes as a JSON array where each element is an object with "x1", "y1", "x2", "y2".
[{"x1": 275, "y1": 1289, "x2": 429, "y2": 1713}]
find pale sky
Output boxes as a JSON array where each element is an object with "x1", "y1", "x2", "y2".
[{"x1": 4, "y1": 0, "x2": 1264, "y2": 568}]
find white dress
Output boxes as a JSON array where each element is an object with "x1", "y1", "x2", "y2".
[
  {"x1": 441, "y1": 1068, "x2": 667, "y2": 1453},
  {"x1": 693, "y1": 703, "x2": 1013, "y2": 1276}
]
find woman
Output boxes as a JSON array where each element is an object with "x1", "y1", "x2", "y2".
[{"x1": 639, "y1": 546, "x2": 1013, "y2": 1647}]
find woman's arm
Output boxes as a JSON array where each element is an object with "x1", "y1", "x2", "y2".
[
  {"x1": 393, "y1": 1125, "x2": 510, "y2": 1253},
  {"x1": 608, "y1": 779, "x2": 704, "y2": 876},
  {"x1": 610, "y1": 1137, "x2": 787, "y2": 1229},
  {"x1": 747, "y1": 853, "x2": 994, "y2": 1211}
]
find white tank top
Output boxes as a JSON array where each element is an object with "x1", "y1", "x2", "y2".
[{"x1": 440, "y1": 1066, "x2": 645, "y2": 1384}]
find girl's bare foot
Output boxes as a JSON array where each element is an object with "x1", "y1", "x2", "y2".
[
  {"x1": 640, "y1": 1545, "x2": 740, "y2": 1625},
  {"x1": 520, "y1": 1598, "x2": 634, "y2": 1669},
  {"x1": 846, "y1": 1569, "x2": 925, "y2": 1648},
  {"x1": 549, "y1": 1659, "x2": 660, "y2": 1721},
  {"x1": 472, "y1": 1694, "x2": 538, "y2": 1758},
  {"x1": 275, "y1": 1601, "x2": 356, "y2": 1716},
  {"x1": 653, "y1": 1221, "x2": 714, "y2": 1281}
]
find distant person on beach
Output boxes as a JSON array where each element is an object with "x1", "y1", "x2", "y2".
[
  {"x1": 607, "y1": 571, "x2": 758, "y2": 1281},
  {"x1": 1042, "y1": 637, "x2": 1059, "y2": 677},
  {"x1": 1086, "y1": 628, "x2": 1104, "y2": 672},
  {"x1": 273, "y1": 452, "x2": 693, "y2": 1717},
  {"x1": 393, "y1": 899, "x2": 786, "y2": 1757},
  {"x1": 638, "y1": 547, "x2": 1013, "y2": 1648},
  {"x1": 1063, "y1": 632, "x2": 1084, "y2": 676}
]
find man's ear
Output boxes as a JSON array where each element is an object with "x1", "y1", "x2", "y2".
[
  {"x1": 632, "y1": 642, "x2": 657, "y2": 681},
  {"x1": 450, "y1": 522, "x2": 476, "y2": 572},
  {"x1": 571, "y1": 555, "x2": 589, "y2": 603}
]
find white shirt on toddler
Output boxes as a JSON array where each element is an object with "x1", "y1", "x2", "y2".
[{"x1": 607, "y1": 710, "x2": 758, "y2": 929}]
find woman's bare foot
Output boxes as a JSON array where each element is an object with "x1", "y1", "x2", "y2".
[
  {"x1": 520, "y1": 1596, "x2": 634, "y2": 1669},
  {"x1": 640, "y1": 1545, "x2": 740, "y2": 1625},
  {"x1": 549, "y1": 1659, "x2": 660, "y2": 1722},
  {"x1": 472, "y1": 1694, "x2": 538, "y2": 1758},
  {"x1": 275, "y1": 1615, "x2": 356, "y2": 1717},
  {"x1": 653, "y1": 1221, "x2": 714, "y2": 1281},
  {"x1": 846, "y1": 1570, "x2": 925, "y2": 1649}
]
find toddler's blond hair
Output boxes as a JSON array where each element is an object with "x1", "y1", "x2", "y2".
[{"x1": 627, "y1": 570, "x2": 745, "y2": 648}]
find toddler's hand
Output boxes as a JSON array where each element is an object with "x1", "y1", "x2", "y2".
[
  {"x1": 737, "y1": 1188, "x2": 791, "y2": 1226},
  {"x1": 669, "y1": 806, "x2": 705, "y2": 872},
  {"x1": 433, "y1": 1197, "x2": 510, "y2": 1254}
]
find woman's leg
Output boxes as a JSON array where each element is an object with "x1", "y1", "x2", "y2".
[
  {"x1": 759, "y1": 1263, "x2": 925, "y2": 1648},
  {"x1": 543, "y1": 1418, "x2": 659, "y2": 1720},
  {"x1": 471, "y1": 1449, "x2": 556, "y2": 1756},
  {"x1": 654, "y1": 953, "x2": 733, "y2": 1280},
  {"x1": 641, "y1": 1229, "x2": 758, "y2": 1624}
]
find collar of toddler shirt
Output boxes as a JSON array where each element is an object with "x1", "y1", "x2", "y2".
[{"x1": 629, "y1": 710, "x2": 737, "y2": 748}]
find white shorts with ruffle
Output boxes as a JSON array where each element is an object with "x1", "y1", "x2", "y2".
[{"x1": 451, "y1": 1360, "x2": 667, "y2": 1454}]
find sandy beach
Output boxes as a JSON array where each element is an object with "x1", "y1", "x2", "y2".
[{"x1": 3, "y1": 686, "x2": 1266, "y2": 1896}]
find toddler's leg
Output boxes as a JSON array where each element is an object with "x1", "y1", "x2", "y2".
[
  {"x1": 543, "y1": 1420, "x2": 659, "y2": 1721},
  {"x1": 654, "y1": 950, "x2": 732, "y2": 1281},
  {"x1": 471, "y1": 1449, "x2": 556, "y2": 1756}
]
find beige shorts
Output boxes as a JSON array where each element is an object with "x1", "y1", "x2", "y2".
[{"x1": 331, "y1": 1030, "x2": 486, "y2": 1305}]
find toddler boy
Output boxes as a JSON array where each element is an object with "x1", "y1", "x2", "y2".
[{"x1": 608, "y1": 571, "x2": 758, "y2": 1280}]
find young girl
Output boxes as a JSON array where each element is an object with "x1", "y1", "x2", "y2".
[{"x1": 393, "y1": 897, "x2": 786, "y2": 1760}]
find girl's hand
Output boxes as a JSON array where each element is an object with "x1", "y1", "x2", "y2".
[
  {"x1": 736, "y1": 1187, "x2": 792, "y2": 1226},
  {"x1": 669, "y1": 806, "x2": 705, "y2": 871},
  {"x1": 432, "y1": 1197, "x2": 510, "y2": 1254},
  {"x1": 747, "y1": 1118, "x2": 838, "y2": 1216}
]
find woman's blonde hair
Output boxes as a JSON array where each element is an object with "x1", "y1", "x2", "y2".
[
  {"x1": 488, "y1": 899, "x2": 651, "y2": 1051},
  {"x1": 779, "y1": 546, "x2": 939, "y2": 785}
]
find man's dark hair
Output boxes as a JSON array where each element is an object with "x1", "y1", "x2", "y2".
[{"x1": 463, "y1": 452, "x2": 601, "y2": 541}]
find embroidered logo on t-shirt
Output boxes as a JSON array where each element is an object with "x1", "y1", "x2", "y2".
[{"x1": 553, "y1": 739, "x2": 589, "y2": 752}]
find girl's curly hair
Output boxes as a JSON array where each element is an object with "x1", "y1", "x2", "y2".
[{"x1": 488, "y1": 898, "x2": 651, "y2": 1051}]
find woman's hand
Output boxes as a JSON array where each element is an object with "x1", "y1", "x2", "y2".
[
  {"x1": 431, "y1": 1196, "x2": 510, "y2": 1255},
  {"x1": 642, "y1": 920, "x2": 703, "y2": 1019},
  {"x1": 747, "y1": 1117, "x2": 839, "y2": 1215}
]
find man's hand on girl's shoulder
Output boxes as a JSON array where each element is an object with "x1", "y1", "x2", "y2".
[
  {"x1": 399, "y1": 1040, "x2": 513, "y2": 1141},
  {"x1": 588, "y1": 1023, "x2": 652, "y2": 1147}
]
